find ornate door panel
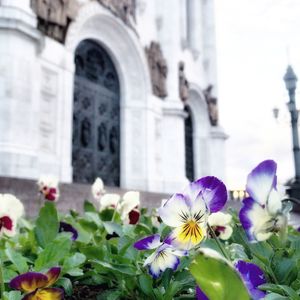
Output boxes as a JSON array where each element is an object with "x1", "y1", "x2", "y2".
[
  {"x1": 184, "y1": 106, "x2": 195, "y2": 182},
  {"x1": 72, "y1": 40, "x2": 120, "y2": 186}
]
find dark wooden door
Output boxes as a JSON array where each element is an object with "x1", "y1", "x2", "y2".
[
  {"x1": 72, "y1": 40, "x2": 120, "y2": 186},
  {"x1": 185, "y1": 105, "x2": 195, "y2": 181}
]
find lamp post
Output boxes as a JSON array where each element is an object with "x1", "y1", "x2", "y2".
[{"x1": 283, "y1": 65, "x2": 300, "y2": 206}]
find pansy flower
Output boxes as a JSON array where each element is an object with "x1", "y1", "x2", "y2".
[
  {"x1": 235, "y1": 260, "x2": 266, "y2": 300},
  {"x1": 158, "y1": 176, "x2": 227, "y2": 249},
  {"x1": 0, "y1": 194, "x2": 24, "y2": 237},
  {"x1": 239, "y1": 160, "x2": 286, "y2": 242},
  {"x1": 38, "y1": 175, "x2": 59, "y2": 202},
  {"x1": 120, "y1": 191, "x2": 140, "y2": 224},
  {"x1": 59, "y1": 222, "x2": 78, "y2": 241},
  {"x1": 91, "y1": 177, "x2": 105, "y2": 200},
  {"x1": 208, "y1": 211, "x2": 233, "y2": 240},
  {"x1": 99, "y1": 193, "x2": 120, "y2": 211},
  {"x1": 10, "y1": 267, "x2": 63, "y2": 300},
  {"x1": 134, "y1": 234, "x2": 187, "y2": 278}
]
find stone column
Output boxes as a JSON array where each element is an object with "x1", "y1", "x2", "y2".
[
  {"x1": 156, "y1": 0, "x2": 188, "y2": 193},
  {"x1": 187, "y1": 0, "x2": 203, "y2": 58},
  {"x1": 0, "y1": 1, "x2": 42, "y2": 179},
  {"x1": 202, "y1": 0, "x2": 218, "y2": 95}
]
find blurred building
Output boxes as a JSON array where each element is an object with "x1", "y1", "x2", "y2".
[{"x1": 0, "y1": 0, "x2": 227, "y2": 193}]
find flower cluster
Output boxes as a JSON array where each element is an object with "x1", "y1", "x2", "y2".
[
  {"x1": 92, "y1": 178, "x2": 141, "y2": 225},
  {"x1": 135, "y1": 176, "x2": 228, "y2": 277},
  {"x1": 37, "y1": 175, "x2": 59, "y2": 202}
]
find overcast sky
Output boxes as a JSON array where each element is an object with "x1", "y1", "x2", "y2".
[{"x1": 215, "y1": 0, "x2": 300, "y2": 189}]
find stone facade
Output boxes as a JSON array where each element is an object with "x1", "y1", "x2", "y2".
[{"x1": 0, "y1": 0, "x2": 227, "y2": 194}]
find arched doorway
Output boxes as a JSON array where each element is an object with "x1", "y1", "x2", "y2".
[
  {"x1": 184, "y1": 105, "x2": 195, "y2": 181},
  {"x1": 72, "y1": 39, "x2": 120, "y2": 186}
]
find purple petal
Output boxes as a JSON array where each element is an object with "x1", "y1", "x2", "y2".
[
  {"x1": 134, "y1": 234, "x2": 161, "y2": 250},
  {"x1": 235, "y1": 260, "x2": 266, "y2": 300},
  {"x1": 59, "y1": 222, "x2": 78, "y2": 241},
  {"x1": 196, "y1": 286, "x2": 209, "y2": 300},
  {"x1": 246, "y1": 160, "x2": 277, "y2": 206},
  {"x1": 191, "y1": 176, "x2": 227, "y2": 213},
  {"x1": 10, "y1": 272, "x2": 48, "y2": 292},
  {"x1": 45, "y1": 267, "x2": 61, "y2": 287},
  {"x1": 239, "y1": 197, "x2": 256, "y2": 242}
]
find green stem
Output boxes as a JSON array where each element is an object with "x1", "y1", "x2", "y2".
[
  {"x1": 0, "y1": 256, "x2": 5, "y2": 300},
  {"x1": 207, "y1": 224, "x2": 231, "y2": 261},
  {"x1": 111, "y1": 202, "x2": 119, "y2": 222},
  {"x1": 268, "y1": 266, "x2": 279, "y2": 285},
  {"x1": 279, "y1": 216, "x2": 288, "y2": 247}
]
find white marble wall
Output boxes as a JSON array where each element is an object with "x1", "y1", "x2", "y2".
[{"x1": 0, "y1": 0, "x2": 227, "y2": 193}]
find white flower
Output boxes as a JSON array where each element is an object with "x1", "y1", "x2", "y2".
[
  {"x1": 91, "y1": 178, "x2": 105, "y2": 200},
  {"x1": 208, "y1": 212, "x2": 233, "y2": 240},
  {"x1": 99, "y1": 194, "x2": 120, "y2": 211},
  {"x1": 0, "y1": 194, "x2": 24, "y2": 237},
  {"x1": 37, "y1": 175, "x2": 59, "y2": 201},
  {"x1": 120, "y1": 191, "x2": 140, "y2": 224}
]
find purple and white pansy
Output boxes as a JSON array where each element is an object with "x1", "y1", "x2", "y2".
[
  {"x1": 239, "y1": 160, "x2": 286, "y2": 242},
  {"x1": 158, "y1": 176, "x2": 228, "y2": 250},
  {"x1": 134, "y1": 234, "x2": 187, "y2": 278}
]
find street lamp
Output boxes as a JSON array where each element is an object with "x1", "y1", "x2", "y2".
[{"x1": 283, "y1": 65, "x2": 300, "y2": 207}]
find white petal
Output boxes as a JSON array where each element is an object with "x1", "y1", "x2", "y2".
[
  {"x1": 91, "y1": 177, "x2": 105, "y2": 200},
  {"x1": 158, "y1": 194, "x2": 191, "y2": 227},
  {"x1": 219, "y1": 225, "x2": 233, "y2": 240},
  {"x1": 143, "y1": 251, "x2": 157, "y2": 267},
  {"x1": 121, "y1": 191, "x2": 140, "y2": 215},
  {"x1": 37, "y1": 175, "x2": 58, "y2": 189},
  {"x1": 256, "y1": 231, "x2": 273, "y2": 241},
  {"x1": 208, "y1": 212, "x2": 232, "y2": 227},
  {"x1": 246, "y1": 160, "x2": 276, "y2": 206},
  {"x1": 248, "y1": 202, "x2": 273, "y2": 241},
  {"x1": 0, "y1": 194, "x2": 24, "y2": 219},
  {"x1": 267, "y1": 189, "x2": 282, "y2": 215},
  {"x1": 100, "y1": 194, "x2": 120, "y2": 210}
]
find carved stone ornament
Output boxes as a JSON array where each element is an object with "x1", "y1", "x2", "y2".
[
  {"x1": 145, "y1": 41, "x2": 168, "y2": 99},
  {"x1": 179, "y1": 61, "x2": 189, "y2": 103},
  {"x1": 97, "y1": 0, "x2": 136, "y2": 27},
  {"x1": 204, "y1": 84, "x2": 219, "y2": 126},
  {"x1": 31, "y1": 0, "x2": 79, "y2": 43}
]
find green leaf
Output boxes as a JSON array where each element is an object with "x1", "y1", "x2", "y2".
[
  {"x1": 264, "y1": 293, "x2": 289, "y2": 300},
  {"x1": 5, "y1": 246, "x2": 28, "y2": 274},
  {"x1": 34, "y1": 202, "x2": 59, "y2": 248},
  {"x1": 97, "y1": 290, "x2": 122, "y2": 300},
  {"x1": 3, "y1": 268, "x2": 18, "y2": 283},
  {"x1": 103, "y1": 222, "x2": 123, "y2": 236},
  {"x1": 84, "y1": 200, "x2": 97, "y2": 213},
  {"x1": 4, "y1": 291, "x2": 22, "y2": 300},
  {"x1": 189, "y1": 251, "x2": 250, "y2": 300},
  {"x1": 63, "y1": 252, "x2": 86, "y2": 276},
  {"x1": 138, "y1": 274, "x2": 153, "y2": 296},
  {"x1": 34, "y1": 234, "x2": 72, "y2": 271},
  {"x1": 56, "y1": 277, "x2": 73, "y2": 296},
  {"x1": 259, "y1": 283, "x2": 284, "y2": 294}
]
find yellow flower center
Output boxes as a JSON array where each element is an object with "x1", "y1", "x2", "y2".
[{"x1": 178, "y1": 220, "x2": 204, "y2": 245}]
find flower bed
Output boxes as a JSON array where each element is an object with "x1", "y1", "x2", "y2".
[{"x1": 0, "y1": 160, "x2": 299, "y2": 300}]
